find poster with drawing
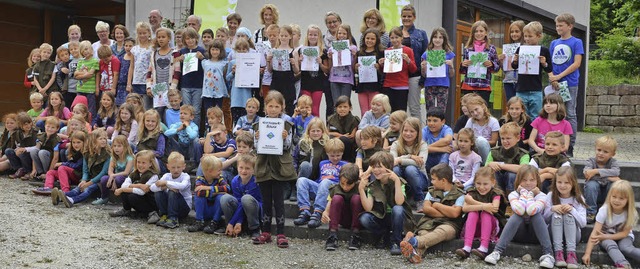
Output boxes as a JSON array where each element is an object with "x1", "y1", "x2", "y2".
[
  {"x1": 467, "y1": 51, "x2": 488, "y2": 79},
  {"x1": 384, "y1": 48, "x2": 403, "y2": 73},
  {"x1": 182, "y1": 53, "x2": 198, "y2": 75},
  {"x1": 300, "y1": 46, "x2": 319, "y2": 71},
  {"x1": 331, "y1": 40, "x2": 351, "y2": 67},
  {"x1": 151, "y1": 82, "x2": 168, "y2": 108},
  {"x1": 503, "y1": 43, "x2": 520, "y2": 71},
  {"x1": 358, "y1": 56, "x2": 377, "y2": 83},
  {"x1": 271, "y1": 49, "x2": 291, "y2": 71},
  {"x1": 426, "y1": 50, "x2": 447, "y2": 78},
  {"x1": 518, "y1": 45, "x2": 540, "y2": 75}
]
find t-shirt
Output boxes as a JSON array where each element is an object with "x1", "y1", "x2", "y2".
[
  {"x1": 99, "y1": 55, "x2": 120, "y2": 91},
  {"x1": 425, "y1": 191, "x2": 465, "y2": 206},
  {"x1": 596, "y1": 205, "x2": 634, "y2": 239},
  {"x1": 68, "y1": 58, "x2": 80, "y2": 93},
  {"x1": 154, "y1": 51, "x2": 173, "y2": 87},
  {"x1": 530, "y1": 117, "x2": 573, "y2": 148},
  {"x1": 550, "y1": 36, "x2": 584, "y2": 87},
  {"x1": 422, "y1": 124, "x2": 453, "y2": 144},
  {"x1": 464, "y1": 117, "x2": 500, "y2": 141},
  {"x1": 165, "y1": 108, "x2": 180, "y2": 127},
  {"x1": 211, "y1": 138, "x2": 237, "y2": 154},
  {"x1": 422, "y1": 50, "x2": 456, "y2": 87},
  {"x1": 115, "y1": 155, "x2": 134, "y2": 173},
  {"x1": 131, "y1": 45, "x2": 153, "y2": 85},
  {"x1": 27, "y1": 109, "x2": 43, "y2": 120},
  {"x1": 76, "y1": 58, "x2": 100, "y2": 93},
  {"x1": 449, "y1": 150, "x2": 482, "y2": 188},
  {"x1": 317, "y1": 160, "x2": 347, "y2": 183}
]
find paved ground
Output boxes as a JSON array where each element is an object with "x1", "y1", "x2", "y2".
[{"x1": 572, "y1": 132, "x2": 640, "y2": 162}]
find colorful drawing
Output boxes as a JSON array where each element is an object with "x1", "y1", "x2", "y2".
[
  {"x1": 301, "y1": 46, "x2": 319, "y2": 71},
  {"x1": 384, "y1": 48, "x2": 403, "y2": 73},
  {"x1": 503, "y1": 43, "x2": 520, "y2": 71},
  {"x1": 151, "y1": 82, "x2": 168, "y2": 108},
  {"x1": 271, "y1": 49, "x2": 291, "y2": 72},
  {"x1": 332, "y1": 40, "x2": 350, "y2": 67},
  {"x1": 182, "y1": 53, "x2": 198, "y2": 75},
  {"x1": 358, "y1": 56, "x2": 377, "y2": 83},
  {"x1": 518, "y1": 45, "x2": 540, "y2": 75},
  {"x1": 426, "y1": 50, "x2": 446, "y2": 78},
  {"x1": 467, "y1": 51, "x2": 488, "y2": 79}
]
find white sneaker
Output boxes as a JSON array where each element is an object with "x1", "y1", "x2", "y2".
[
  {"x1": 484, "y1": 251, "x2": 501, "y2": 265},
  {"x1": 539, "y1": 254, "x2": 555, "y2": 269}
]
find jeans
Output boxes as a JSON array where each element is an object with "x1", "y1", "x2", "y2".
[
  {"x1": 503, "y1": 82, "x2": 516, "y2": 103},
  {"x1": 550, "y1": 212, "x2": 581, "y2": 252},
  {"x1": 64, "y1": 183, "x2": 99, "y2": 204},
  {"x1": 297, "y1": 161, "x2": 312, "y2": 179},
  {"x1": 330, "y1": 82, "x2": 352, "y2": 105},
  {"x1": 131, "y1": 84, "x2": 151, "y2": 110},
  {"x1": 475, "y1": 136, "x2": 491, "y2": 165},
  {"x1": 155, "y1": 190, "x2": 190, "y2": 220},
  {"x1": 495, "y1": 171, "x2": 517, "y2": 194},
  {"x1": 584, "y1": 180, "x2": 611, "y2": 215},
  {"x1": 45, "y1": 166, "x2": 80, "y2": 192},
  {"x1": 393, "y1": 165, "x2": 427, "y2": 202},
  {"x1": 296, "y1": 178, "x2": 336, "y2": 212},
  {"x1": 600, "y1": 236, "x2": 640, "y2": 265},
  {"x1": 220, "y1": 194, "x2": 262, "y2": 231},
  {"x1": 494, "y1": 213, "x2": 552, "y2": 255},
  {"x1": 328, "y1": 194, "x2": 363, "y2": 231},
  {"x1": 565, "y1": 86, "x2": 578, "y2": 147},
  {"x1": 98, "y1": 175, "x2": 126, "y2": 199},
  {"x1": 29, "y1": 149, "x2": 51, "y2": 175},
  {"x1": 359, "y1": 205, "x2": 405, "y2": 244},
  {"x1": 194, "y1": 194, "x2": 223, "y2": 222},
  {"x1": 425, "y1": 153, "x2": 449, "y2": 173},
  {"x1": 407, "y1": 76, "x2": 421, "y2": 117},
  {"x1": 5, "y1": 148, "x2": 32, "y2": 172},
  {"x1": 182, "y1": 87, "x2": 203, "y2": 126},
  {"x1": 516, "y1": 91, "x2": 543, "y2": 119}
]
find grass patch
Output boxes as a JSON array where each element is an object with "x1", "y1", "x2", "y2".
[
  {"x1": 589, "y1": 60, "x2": 640, "y2": 86},
  {"x1": 583, "y1": 127, "x2": 605, "y2": 133}
]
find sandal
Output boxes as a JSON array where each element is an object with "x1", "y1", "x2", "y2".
[
  {"x1": 252, "y1": 232, "x2": 272, "y2": 244},
  {"x1": 276, "y1": 234, "x2": 289, "y2": 248}
]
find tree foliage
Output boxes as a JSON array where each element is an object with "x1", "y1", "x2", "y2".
[{"x1": 590, "y1": 0, "x2": 639, "y2": 43}]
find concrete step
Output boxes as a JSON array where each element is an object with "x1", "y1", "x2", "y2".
[{"x1": 572, "y1": 159, "x2": 640, "y2": 182}]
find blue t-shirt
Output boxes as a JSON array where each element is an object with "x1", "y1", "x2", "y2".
[
  {"x1": 424, "y1": 191, "x2": 464, "y2": 206},
  {"x1": 165, "y1": 108, "x2": 180, "y2": 127},
  {"x1": 550, "y1": 36, "x2": 584, "y2": 87},
  {"x1": 421, "y1": 50, "x2": 455, "y2": 87},
  {"x1": 422, "y1": 124, "x2": 453, "y2": 144},
  {"x1": 211, "y1": 138, "x2": 237, "y2": 154},
  {"x1": 115, "y1": 155, "x2": 134, "y2": 173},
  {"x1": 316, "y1": 160, "x2": 348, "y2": 183},
  {"x1": 292, "y1": 115, "x2": 314, "y2": 139}
]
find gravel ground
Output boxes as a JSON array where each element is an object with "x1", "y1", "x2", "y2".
[{"x1": 0, "y1": 178, "x2": 610, "y2": 269}]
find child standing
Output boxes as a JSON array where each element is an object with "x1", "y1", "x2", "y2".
[
  {"x1": 111, "y1": 103, "x2": 138, "y2": 147},
  {"x1": 233, "y1": 98, "x2": 260, "y2": 136},
  {"x1": 299, "y1": 25, "x2": 330, "y2": 117},
  {"x1": 227, "y1": 39, "x2": 255, "y2": 126},
  {"x1": 499, "y1": 96, "x2": 532, "y2": 151},
  {"x1": 486, "y1": 122, "x2": 530, "y2": 194},
  {"x1": 357, "y1": 93, "x2": 390, "y2": 146},
  {"x1": 150, "y1": 152, "x2": 192, "y2": 229},
  {"x1": 187, "y1": 155, "x2": 229, "y2": 234},
  {"x1": 421, "y1": 27, "x2": 455, "y2": 111},
  {"x1": 25, "y1": 48, "x2": 40, "y2": 92},
  {"x1": 75, "y1": 41, "x2": 100, "y2": 117},
  {"x1": 33, "y1": 43, "x2": 59, "y2": 96},
  {"x1": 530, "y1": 131, "x2": 571, "y2": 193},
  {"x1": 529, "y1": 93, "x2": 572, "y2": 154},
  {"x1": 355, "y1": 126, "x2": 383, "y2": 173},
  {"x1": 498, "y1": 20, "x2": 524, "y2": 102},
  {"x1": 355, "y1": 28, "x2": 383, "y2": 116},
  {"x1": 116, "y1": 37, "x2": 135, "y2": 106},
  {"x1": 219, "y1": 154, "x2": 263, "y2": 238},
  {"x1": 382, "y1": 110, "x2": 407, "y2": 151},
  {"x1": 252, "y1": 91, "x2": 296, "y2": 248},
  {"x1": 459, "y1": 20, "x2": 500, "y2": 105},
  {"x1": 201, "y1": 39, "x2": 229, "y2": 114},
  {"x1": 449, "y1": 128, "x2": 482, "y2": 190},
  {"x1": 327, "y1": 25, "x2": 357, "y2": 106},
  {"x1": 359, "y1": 151, "x2": 415, "y2": 255},
  {"x1": 582, "y1": 180, "x2": 640, "y2": 268},
  {"x1": 267, "y1": 25, "x2": 299, "y2": 116},
  {"x1": 110, "y1": 150, "x2": 159, "y2": 221},
  {"x1": 422, "y1": 108, "x2": 454, "y2": 173},
  {"x1": 456, "y1": 167, "x2": 507, "y2": 260},
  {"x1": 322, "y1": 163, "x2": 364, "y2": 250},
  {"x1": 55, "y1": 45, "x2": 71, "y2": 97},
  {"x1": 66, "y1": 41, "x2": 81, "y2": 107},
  {"x1": 97, "y1": 46, "x2": 120, "y2": 96},
  {"x1": 583, "y1": 135, "x2": 620, "y2": 223},
  {"x1": 390, "y1": 117, "x2": 429, "y2": 209},
  {"x1": 464, "y1": 94, "x2": 499, "y2": 163},
  {"x1": 93, "y1": 135, "x2": 134, "y2": 205},
  {"x1": 130, "y1": 22, "x2": 154, "y2": 110},
  {"x1": 401, "y1": 163, "x2": 464, "y2": 263},
  {"x1": 543, "y1": 167, "x2": 587, "y2": 268},
  {"x1": 177, "y1": 27, "x2": 206, "y2": 126},
  {"x1": 37, "y1": 131, "x2": 85, "y2": 194},
  {"x1": 380, "y1": 27, "x2": 417, "y2": 112},
  {"x1": 146, "y1": 27, "x2": 178, "y2": 117},
  {"x1": 326, "y1": 96, "x2": 359, "y2": 162},
  {"x1": 549, "y1": 13, "x2": 584, "y2": 157},
  {"x1": 511, "y1": 21, "x2": 553, "y2": 120},
  {"x1": 484, "y1": 165, "x2": 555, "y2": 268},
  {"x1": 92, "y1": 91, "x2": 117, "y2": 137}
]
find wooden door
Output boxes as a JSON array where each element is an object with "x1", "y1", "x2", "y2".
[{"x1": 454, "y1": 24, "x2": 471, "y2": 119}]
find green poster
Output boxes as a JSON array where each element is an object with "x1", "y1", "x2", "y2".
[
  {"x1": 379, "y1": 0, "x2": 404, "y2": 29},
  {"x1": 193, "y1": 0, "x2": 238, "y2": 34}
]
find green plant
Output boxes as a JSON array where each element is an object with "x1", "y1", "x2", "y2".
[
  {"x1": 427, "y1": 50, "x2": 445, "y2": 67},
  {"x1": 302, "y1": 47, "x2": 318, "y2": 57},
  {"x1": 594, "y1": 29, "x2": 640, "y2": 74},
  {"x1": 470, "y1": 52, "x2": 488, "y2": 66},
  {"x1": 589, "y1": 60, "x2": 640, "y2": 86},
  {"x1": 583, "y1": 127, "x2": 604, "y2": 133},
  {"x1": 360, "y1": 56, "x2": 375, "y2": 66}
]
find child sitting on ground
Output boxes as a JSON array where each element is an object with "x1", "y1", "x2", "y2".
[
  {"x1": 28, "y1": 116, "x2": 61, "y2": 180},
  {"x1": 187, "y1": 155, "x2": 229, "y2": 234},
  {"x1": 583, "y1": 135, "x2": 620, "y2": 224},
  {"x1": 422, "y1": 108, "x2": 453, "y2": 174},
  {"x1": 93, "y1": 135, "x2": 134, "y2": 205},
  {"x1": 6, "y1": 112, "x2": 40, "y2": 178},
  {"x1": 221, "y1": 132, "x2": 254, "y2": 172},
  {"x1": 150, "y1": 152, "x2": 192, "y2": 229},
  {"x1": 219, "y1": 154, "x2": 262, "y2": 238},
  {"x1": 357, "y1": 93, "x2": 391, "y2": 146},
  {"x1": 292, "y1": 118, "x2": 329, "y2": 201},
  {"x1": 35, "y1": 131, "x2": 86, "y2": 194},
  {"x1": 530, "y1": 131, "x2": 571, "y2": 193},
  {"x1": 322, "y1": 163, "x2": 363, "y2": 251},
  {"x1": 400, "y1": 163, "x2": 464, "y2": 264},
  {"x1": 109, "y1": 150, "x2": 159, "y2": 221},
  {"x1": 164, "y1": 105, "x2": 198, "y2": 163},
  {"x1": 27, "y1": 92, "x2": 44, "y2": 121},
  {"x1": 485, "y1": 122, "x2": 530, "y2": 195}
]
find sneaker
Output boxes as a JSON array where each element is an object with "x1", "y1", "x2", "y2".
[
  {"x1": 156, "y1": 215, "x2": 168, "y2": 227},
  {"x1": 307, "y1": 211, "x2": 322, "y2": 229},
  {"x1": 249, "y1": 229, "x2": 261, "y2": 239},
  {"x1": 325, "y1": 234, "x2": 338, "y2": 251},
  {"x1": 455, "y1": 248, "x2": 470, "y2": 259},
  {"x1": 203, "y1": 221, "x2": 220, "y2": 234},
  {"x1": 51, "y1": 188, "x2": 60, "y2": 205},
  {"x1": 91, "y1": 198, "x2": 109, "y2": 205},
  {"x1": 59, "y1": 191, "x2": 73, "y2": 208},
  {"x1": 147, "y1": 211, "x2": 160, "y2": 224},
  {"x1": 252, "y1": 232, "x2": 272, "y2": 244},
  {"x1": 484, "y1": 251, "x2": 501, "y2": 265},
  {"x1": 614, "y1": 263, "x2": 633, "y2": 269},
  {"x1": 293, "y1": 210, "x2": 310, "y2": 226},
  {"x1": 539, "y1": 253, "x2": 555, "y2": 269},
  {"x1": 187, "y1": 221, "x2": 206, "y2": 232},
  {"x1": 213, "y1": 226, "x2": 226, "y2": 235},
  {"x1": 390, "y1": 243, "x2": 401, "y2": 256},
  {"x1": 164, "y1": 218, "x2": 179, "y2": 229},
  {"x1": 109, "y1": 208, "x2": 131, "y2": 217},
  {"x1": 587, "y1": 213, "x2": 596, "y2": 224},
  {"x1": 32, "y1": 187, "x2": 52, "y2": 195},
  {"x1": 554, "y1": 250, "x2": 567, "y2": 267},
  {"x1": 565, "y1": 251, "x2": 578, "y2": 269},
  {"x1": 348, "y1": 234, "x2": 361, "y2": 250},
  {"x1": 471, "y1": 249, "x2": 487, "y2": 260},
  {"x1": 400, "y1": 240, "x2": 422, "y2": 264},
  {"x1": 9, "y1": 168, "x2": 26, "y2": 179},
  {"x1": 276, "y1": 234, "x2": 289, "y2": 248}
]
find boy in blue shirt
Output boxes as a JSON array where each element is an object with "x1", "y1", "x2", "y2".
[
  {"x1": 422, "y1": 108, "x2": 453, "y2": 177},
  {"x1": 549, "y1": 13, "x2": 584, "y2": 157},
  {"x1": 220, "y1": 154, "x2": 263, "y2": 238},
  {"x1": 164, "y1": 105, "x2": 198, "y2": 163},
  {"x1": 164, "y1": 89, "x2": 182, "y2": 127},
  {"x1": 197, "y1": 123, "x2": 236, "y2": 181}
]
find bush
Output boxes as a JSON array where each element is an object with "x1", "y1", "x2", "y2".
[
  {"x1": 594, "y1": 29, "x2": 640, "y2": 74},
  {"x1": 589, "y1": 60, "x2": 640, "y2": 86}
]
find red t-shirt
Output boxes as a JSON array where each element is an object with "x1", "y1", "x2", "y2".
[{"x1": 99, "y1": 55, "x2": 121, "y2": 91}]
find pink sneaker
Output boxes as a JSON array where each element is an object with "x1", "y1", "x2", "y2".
[
  {"x1": 565, "y1": 251, "x2": 578, "y2": 269},
  {"x1": 554, "y1": 250, "x2": 566, "y2": 267}
]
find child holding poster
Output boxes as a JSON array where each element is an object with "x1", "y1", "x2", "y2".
[
  {"x1": 327, "y1": 25, "x2": 358, "y2": 105},
  {"x1": 421, "y1": 27, "x2": 455, "y2": 111},
  {"x1": 355, "y1": 29, "x2": 384, "y2": 117},
  {"x1": 146, "y1": 27, "x2": 178, "y2": 122},
  {"x1": 459, "y1": 20, "x2": 500, "y2": 105},
  {"x1": 379, "y1": 27, "x2": 417, "y2": 112},
  {"x1": 177, "y1": 27, "x2": 206, "y2": 129},
  {"x1": 299, "y1": 25, "x2": 330, "y2": 117},
  {"x1": 510, "y1": 21, "x2": 553, "y2": 120},
  {"x1": 267, "y1": 25, "x2": 299, "y2": 116},
  {"x1": 252, "y1": 91, "x2": 296, "y2": 248},
  {"x1": 498, "y1": 20, "x2": 524, "y2": 102},
  {"x1": 227, "y1": 39, "x2": 256, "y2": 126}
]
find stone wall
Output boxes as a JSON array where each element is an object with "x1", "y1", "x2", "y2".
[{"x1": 586, "y1": 85, "x2": 640, "y2": 133}]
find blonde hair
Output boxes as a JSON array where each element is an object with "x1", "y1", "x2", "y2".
[
  {"x1": 201, "y1": 154, "x2": 222, "y2": 171},
  {"x1": 264, "y1": 90, "x2": 286, "y2": 112},
  {"x1": 29, "y1": 92, "x2": 44, "y2": 102},
  {"x1": 509, "y1": 20, "x2": 525, "y2": 43},
  {"x1": 44, "y1": 116, "x2": 61, "y2": 130},
  {"x1": 523, "y1": 21, "x2": 543, "y2": 36},
  {"x1": 79, "y1": 40, "x2": 93, "y2": 58},
  {"x1": 87, "y1": 128, "x2": 109, "y2": 157},
  {"x1": 304, "y1": 25, "x2": 325, "y2": 52},
  {"x1": 134, "y1": 150, "x2": 159, "y2": 174},
  {"x1": 259, "y1": 4, "x2": 280, "y2": 25},
  {"x1": 389, "y1": 110, "x2": 408, "y2": 125},
  {"x1": 550, "y1": 166, "x2": 586, "y2": 206},
  {"x1": 605, "y1": 180, "x2": 638, "y2": 231},
  {"x1": 27, "y1": 48, "x2": 40, "y2": 67},
  {"x1": 466, "y1": 95, "x2": 491, "y2": 122},
  {"x1": 371, "y1": 94, "x2": 391, "y2": 115},
  {"x1": 501, "y1": 96, "x2": 530, "y2": 126},
  {"x1": 396, "y1": 117, "x2": 423, "y2": 156},
  {"x1": 360, "y1": 125, "x2": 383, "y2": 148},
  {"x1": 39, "y1": 43, "x2": 53, "y2": 53},
  {"x1": 111, "y1": 135, "x2": 133, "y2": 163},
  {"x1": 297, "y1": 95, "x2": 312, "y2": 108},
  {"x1": 466, "y1": 20, "x2": 491, "y2": 49},
  {"x1": 324, "y1": 138, "x2": 345, "y2": 153},
  {"x1": 499, "y1": 122, "x2": 522, "y2": 138},
  {"x1": 474, "y1": 166, "x2": 497, "y2": 185},
  {"x1": 135, "y1": 21, "x2": 152, "y2": 43},
  {"x1": 555, "y1": 13, "x2": 576, "y2": 26},
  {"x1": 168, "y1": 151, "x2": 186, "y2": 164},
  {"x1": 180, "y1": 104, "x2": 195, "y2": 117},
  {"x1": 276, "y1": 25, "x2": 294, "y2": 48},
  {"x1": 95, "y1": 21, "x2": 110, "y2": 32},
  {"x1": 138, "y1": 109, "x2": 162, "y2": 140},
  {"x1": 457, "y1": 128, "x2": 476, "y2": 149},
  {"x1": 153, "y1": 27, "x2": 173, "y2": 49},
  {"x1": 246, "y1": 97, "x2": 260, "y2": 108},
  {"x1": 544, "y1": 131, "x2": 565, "y2": 146},
  {"x1": 67, "y1": 25, "x2": 81, "y2": 36},
  {"x1": 68, "y1": 115, "x2": 88, "y2": 133},
  {"x1": 360, "y1": 8, "x2": 386, "y2": 34},
  {"x1": 595, "y1": 135, "x2": 618, "y2": 153},
  {"x1": 96, "y1": 45, "x2": 112, "y2": 59},
  {"x1": 73, "y1": 103, "x2": 90, "y2": 123},
  {"x1": 300, "y1": 118, "x2": 330, "y2": 151}
]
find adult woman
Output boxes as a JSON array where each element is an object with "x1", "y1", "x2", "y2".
[
  {"x1": 92, "y1": 21, "x2": 114, "y2": 58},
  {"x1": 110, "y1": 24, "x2": 130, "y2": 61},
  {"x1": 323, "y1": 12, "x2": 357, "y2": 48},
  {"x1": 62, "y1": 25, "x2": 82, "y2": 50},
  {"x1": 254, "y1": 4, "x2": 279, "y2": 44},
  {"x1": 399, "y1": 4, "x2": 428, "y2": 118},
  {"x1": 359, "y1": 8, "x2": 389, "y2": 49}
]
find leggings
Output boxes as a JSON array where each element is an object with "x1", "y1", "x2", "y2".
[
  {"x1": 301, "y1": 90, "x2": 324, "y2": 117},
  {"x1": 358, "y1": 91, "x2": 378, "y2": 118},
  {"x1": 259, "y1": 180, "x2": 287, "y2": 235},
  {"x1": 328, "y1": 194, "x2": 363, "y2": 231},
  {"x1": 44, "y1": 166, "x2": 80, "y2": 192},
  {"x1": 463, "y1": 211, "x2": 498, "y2": 251},
  {"x1": 600, "y1": 236, "x2": 640, "y2": 266}
]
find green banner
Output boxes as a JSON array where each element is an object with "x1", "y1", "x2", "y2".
[
  {"x1": 379, "y1": 0, "x2": 410, "y2": 29},
  {"x1": 193, "y1": 0, "x2": 238, "y2": 34}
]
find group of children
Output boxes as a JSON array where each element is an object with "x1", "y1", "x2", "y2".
[{"x1": 8, "y1": 7, "x2": 638, "y2": 268}]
